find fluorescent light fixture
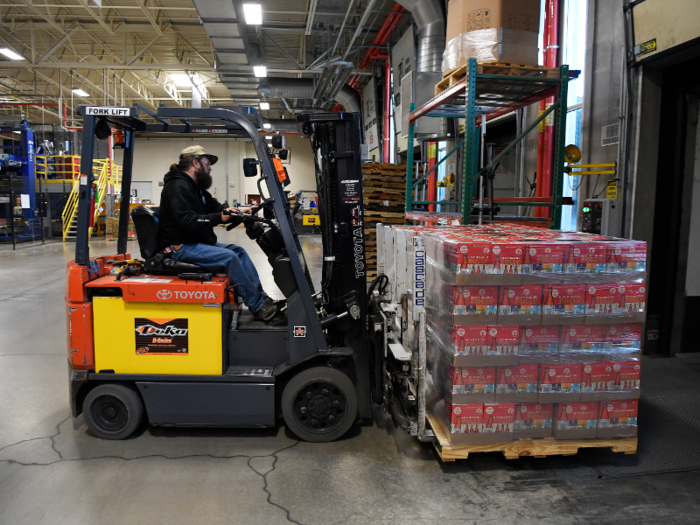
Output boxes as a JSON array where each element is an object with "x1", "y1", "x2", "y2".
[
  {"x1": 170, "y1": 73, "x2": 193, "y2": 87},
  {"x1": 243, "y1": 3, "x2": 263, "y2": 25},
  {"x1": 72, "y1": 88, "x2": 89, "y2": 97},
  {"x1": 259, "y1": 102, "x2": 270, "y2": 110},
  {"x1": 263, "y1": 123, "x2": 271, "y2": 129},
  {"x1": 13, "y1": 131, "x2": 21, "y2": 134},
  {"x1": 254, "y1": 65, "x2": 267, "y2": 78},
  {"x1": 0, "y1": 48, "x2": 24, "y2": 61}
]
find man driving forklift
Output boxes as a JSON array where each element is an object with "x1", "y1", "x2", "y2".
[{"x1": 158, "y1": 145, "x2": 281, "y2": 322}]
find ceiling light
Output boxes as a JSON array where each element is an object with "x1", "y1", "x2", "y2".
[
  {"x1": 263, "y1": 123, "x2": 271, "y2": 129},
  {"x1": 254, "y1": 66, "x2": 267, "y2": 78},
  {"x1": 259, "y1": 102, "x2": 270, "y2": 110},
  {"x1": 243, "y1": 3, "x2": 263, "y2": 25},
  {"x1": 72, "y1": 88, "x2": 89, "y2": 97},
  {"x1": 170, "y1": 73, "x2": 193, "y2": 87},
  {"x1": 0, "y1": 48, "x2": 24, "y2": 61}
]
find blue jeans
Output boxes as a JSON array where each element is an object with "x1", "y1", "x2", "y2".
[{"x1": 172, "y1": 242, "x2": 266, "y2": 311}]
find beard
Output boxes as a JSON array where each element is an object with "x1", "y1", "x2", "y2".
[{"x1": 195, "y1": 166, "x2": 213, "y2": 189}]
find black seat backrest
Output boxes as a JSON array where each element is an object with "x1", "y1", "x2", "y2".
[{"x1": 131, "y1": 205, "x2": 160, "y2": 260}]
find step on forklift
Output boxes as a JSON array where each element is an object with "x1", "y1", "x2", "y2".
[{"x1": 65, "y1": 105, "x2": 390, "y2": 443}]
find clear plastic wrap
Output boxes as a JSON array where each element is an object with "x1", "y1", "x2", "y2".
[
  {"x1": 442, "y1": 28, "x2": 540, "y2": 75},
  {"x1": 420, "y1": 225, "x2": 646, "y2": 444}
]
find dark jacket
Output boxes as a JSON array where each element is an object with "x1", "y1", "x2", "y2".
[{"x1": 157, "y1": 169, "x2": 227, "y2": 250}]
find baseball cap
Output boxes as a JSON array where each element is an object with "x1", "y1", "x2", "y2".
[{"x1": 180, "y1": 145, "x2": 218, "y2": 165}]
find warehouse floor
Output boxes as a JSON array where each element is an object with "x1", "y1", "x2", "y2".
[{"x1": 1, "y1": 229, "x2": 699, "y2": 524}]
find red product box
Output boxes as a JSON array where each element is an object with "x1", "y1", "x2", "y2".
[
  {"x1": 514, "y1": 403, "x2": 553, "y2": 431},
  {"x1": 453, "y1": 366, "x2": 496, "y2": 394},
  {"x1": 498, "y1": 285, "x2": 543, "y2": 316},
  {"x1": 450, "y1": 403, "x2": 484, "y2": 434},
  {"x1": 525, "y1": 243, "x2": 566, "y2": 274},
  {"x1": 585, "y1": 283, "x2": 619, "y2": 315},
  {"x1": 613, "y1": 283, "x2": 647, "y2": 313},
  {"x1": 486, "y1": 326, "x2": 520, "y2": 356},
  {"x1": 581, "y1": 362, "x2": 613, "y2": 393},
  {"x1": 606, "y1": 241, "x2": 647, "y2": 273},
  {"x1": 444, "y1": 240, "x2": 493, "y2": 275},
  {"x1": 520, "y1": 325, "x2": 560, "y2": 353},
  {"x1": 605, "y1": 323, "x2": 642, "y2": 350},
  {"x1": 566, "y1": 243, "x2": 608, "y2": 273},
  {"x1": 543, "y1": 284, "x2": 587, "y2": 316},
  {"x1": 491, "y1": 242, "x2": 526, "y2": 274},
  {"x1": 453, "y1": 326, "x2": 489, "y2": 356},
  {"x1": 449, "y1": 285, "x2": 499, "y2": 315},
  {"x1": 482, "y1": 403, "x2": 516, "y2": 433},
  {"x1": 496, "y1": 364, "x2": 539, "y2": 394},
  {"x1": 598, "y1": 400, "x2": 639, "y2": 428},
  {"x1": 610, "y1": 360, "x2": 641, "y2": 391},
  {"x1": 538, "y1": 363, "x2": 582, "y2": 394},
  {"x1": 554, "y1": 402, "x2": 599, "y2": 435},
  {"x1": 560, "y1": 325, "x2": 605, "y2": 353}
]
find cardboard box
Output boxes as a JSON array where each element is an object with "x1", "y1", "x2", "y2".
[
  {"x1": 606, "y1": 241, "x2": 647, "y2": 273},
  {"x1": 538, "y1": 363, "x2": 582, "y2": 402},
  {"x1": 613, "y1": 283, "x2": 646, "y2": 314},
  {"x1": 498, "y1": 284, "x2": 542, "y2": 324},
  {"x1": 581, "y1": 361, "x2": 613, "y2": 398},
  {"x1": 566, "y1": 243, "x2": 608, "y2": 274},
  {"x1": 487, "y1": 325, "x2": 520, "y2": 357},
  {"x1": 453, "y1": 325, "x2": 490, "y2": 356},
  {"x1": 448, "y1": 403, "x2": 499, "y2": 444},
  {"x1": 605, "y1": 323, "x2": 642, "y2": 352},
  {"x1": 496, "y1": 363, "x2": 539, "y2": 402},
  {"x1": 451, "y1": 366, "x2": 496, "y2": 403},
  {"x1": 525, "y1": 243, "x2": 566, "y2": 274},
  {"x1": 445, "y1": 0, "x2": 541, "y2": 41},
  {"x1": 610, "y1": 360, "x2": 641, "y2": 392},
  {"x1": 449, "y1": 285, "x2": 499, "y2": 315},
  {"x1": 514, "y1": 402, "x2": 553, "y2": 439},
  {"x1": 585, "y1": 283, "x2": 619, "y2": 316},
  {"x1": 542, "y1": 284, "x2": 587, "y2": 322},
  {"x1": 482, "y1": 403, "x2": 516, "y2": 441},
  {"x1": 519, "y1": 325, "x2": 560, "y2": 355},
  {"x1": 560, "y1": 324, "x2": 604, "y2": 353},
  {"x1": 553, "y1": 402, "x2": 599, "y2": 440},
  {"x1": 597, "y1": 399, "x2": 638, "y2": 438},
  {"x1": 491, "y1": 242, "x2": 526, "y2": 274}
]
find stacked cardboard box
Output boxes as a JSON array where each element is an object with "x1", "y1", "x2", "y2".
[{"x1": 424, "y1": 224, "x2": 645, "y2": 443}]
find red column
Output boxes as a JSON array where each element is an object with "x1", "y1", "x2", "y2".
[
  {"x1": 427, "y1": 143, "x2": 437, "y2": 212},
  {"x1": 542, "y1": 0, "x2": 560, "y2": 219}
]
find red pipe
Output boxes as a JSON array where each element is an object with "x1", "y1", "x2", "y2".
[
  {"x1": 535, "y1": 0, "x2": 551, "y2": 218},
  {"x1": 537, "y1": 0, "x2": 559, "y2": 219},
  {"x1": 427, "y1": 143, "x2": 437, "y2": 211},
  {"x1": 383, "y1": 60, "x2": 391, "y2": 163}
]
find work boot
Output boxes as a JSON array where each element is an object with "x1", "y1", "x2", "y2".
[{"x1": 252, "y1": 296, "x2": 279, "y2": 322}]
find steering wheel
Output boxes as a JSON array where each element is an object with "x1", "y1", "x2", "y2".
[{"x1": 223, "y1": 206, "x2": 273, "y2": 231}]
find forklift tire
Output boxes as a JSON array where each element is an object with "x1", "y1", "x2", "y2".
[
  {"x1": 282, "y1": 367, "x2": 357, "y2": 443},
  {"x1": 83, "y1": 384, "x2": 144, "y2": 440}
]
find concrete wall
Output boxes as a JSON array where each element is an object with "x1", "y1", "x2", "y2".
[{"x1": 113, "y1": 134, "x2": 317, "y2": 206}]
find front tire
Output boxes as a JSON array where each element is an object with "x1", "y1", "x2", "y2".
[
  {"x1": 282, "y1": 367, "x2": 357, "y2": 443},
  {"x1": 83, "y1": 384, "x2": 144, "y2": 440}
]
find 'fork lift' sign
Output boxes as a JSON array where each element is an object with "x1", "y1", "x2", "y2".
[{"x1": 84, "y1": 106, "x2": 137, "y2": 117}]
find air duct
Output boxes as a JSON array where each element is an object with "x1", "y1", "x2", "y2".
[
  {"x1": 258, "y1": 79, "x2": 360, "y2": 113},
  {"x1": 396, "y1": 0, "x2": 445, "y2": 74}
]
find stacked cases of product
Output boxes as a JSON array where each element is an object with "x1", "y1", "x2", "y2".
[{"x1": 423, "y1": 224, "x2": 645, "y2": 444}]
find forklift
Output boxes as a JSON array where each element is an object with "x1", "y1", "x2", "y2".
[{"x1": 65, "y1": 105, "x2": 387, "y2": 442}]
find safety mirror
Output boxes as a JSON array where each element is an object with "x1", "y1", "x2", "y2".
[
  {"x1": 271, "y1": 134, "x2": 284, "y2": 149},
  {"x1": 243, "y1": 158, "x2": 258, "y2": 178}
]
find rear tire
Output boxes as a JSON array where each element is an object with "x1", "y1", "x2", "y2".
[
  {"x1": 83, "y1": 384, "x2": 144, "y2": 440},
  {"x1": 282, "y1": 367, "x2": 357, "y2": 443}
]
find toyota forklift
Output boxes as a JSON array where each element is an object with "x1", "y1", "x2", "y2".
[{"x1": 65, "y1": 105, "x2": 383, "y2": 443}]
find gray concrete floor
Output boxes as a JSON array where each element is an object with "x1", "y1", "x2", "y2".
[{"x1": 1, "y1": 230, "x2": 700, "y2": 524}]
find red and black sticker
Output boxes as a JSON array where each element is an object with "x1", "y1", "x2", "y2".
[{"x1": 135, "y1": 318, "x2": 189, "y2": 355}]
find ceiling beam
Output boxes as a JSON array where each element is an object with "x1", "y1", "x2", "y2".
[
  {"x1": 76, "y1": 0, "x2": 115, "y2": 35},
  {"x1": 126, "y1": 34, "x2": 161, "y2": 66},
  {"x1": 36, "y1": 24, "x2": 80, "y2": 63},
  {"x1": 137, "y1": 0, "x2": 165, "y2": 37}
]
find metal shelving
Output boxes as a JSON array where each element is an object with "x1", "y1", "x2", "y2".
[{"x1": 405, "y1": 58, "x2": 574, "y2": 228}]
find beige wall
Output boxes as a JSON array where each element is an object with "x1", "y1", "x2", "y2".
[{"x1": 114, "y1": 134, "x2": 317, "y2": 206}]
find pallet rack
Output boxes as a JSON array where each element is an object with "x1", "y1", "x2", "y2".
[{"x1": 405, "y1": 58, "x2": 575, "y2": 228}]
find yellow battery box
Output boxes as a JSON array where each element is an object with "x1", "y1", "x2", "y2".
[{"x1": 93, "y1": 297, "x2": 223, "y2": 375}]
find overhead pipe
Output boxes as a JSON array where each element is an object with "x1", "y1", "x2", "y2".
[{"x1": 258, "y1": 79, "x2": 360, "y2": 113}]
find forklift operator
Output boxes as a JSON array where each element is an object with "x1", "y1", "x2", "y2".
[{"x1": 157, "y1": 145, "x2": 280, "y2": 322}]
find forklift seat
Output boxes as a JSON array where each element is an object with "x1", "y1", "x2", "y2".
[{"x1": 131, "y1": 205, "x2": 210, "y2": 275}]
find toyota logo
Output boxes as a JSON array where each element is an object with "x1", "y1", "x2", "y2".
[{"x1": 157, "y1": 289, "x2": 172, "y2": 300}]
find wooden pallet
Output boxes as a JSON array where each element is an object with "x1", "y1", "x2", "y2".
[
  {"x1": 435, "y1": 62, "x2": 559, "y2": 96},
  {"x1": 427, "y1": 412, "x2": 638, "y2": 462}
]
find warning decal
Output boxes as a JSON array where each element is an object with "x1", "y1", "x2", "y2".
[{"x1": 135, "y1": 318, "x2": 189, "y2": 355}]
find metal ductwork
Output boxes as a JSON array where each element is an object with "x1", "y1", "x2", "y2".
[
  {"x1": 258, "y1": 79, "x2": 360, "y2": 114},
  {"x1": 396, "y1": 0, "x2": 445, "y2": 74},
  {"x1": 264, "y1": 120, "x2": 300, "y2": 133}
]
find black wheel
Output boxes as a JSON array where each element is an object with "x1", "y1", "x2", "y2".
[
  {"x1": 282, "y1": 367, "x2": 357, "y2": 443},
  {"x1": 83, "y1": 384, "x2": 144, "y2": 440}
]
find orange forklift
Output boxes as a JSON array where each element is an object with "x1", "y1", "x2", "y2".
[{"x1": 66, "y1": 105, "x2": 381, "y2": 442}]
